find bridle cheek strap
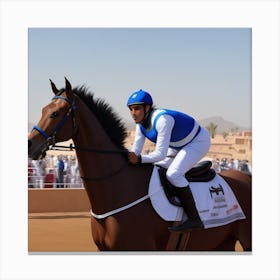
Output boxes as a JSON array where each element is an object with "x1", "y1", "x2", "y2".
[{"x1": 32, "y1": 95, "x2": 76, "y2": 143}]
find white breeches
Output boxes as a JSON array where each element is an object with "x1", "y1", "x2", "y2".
[{"x1": 156, "y1": 127, "x2": 211, "y2": 187}]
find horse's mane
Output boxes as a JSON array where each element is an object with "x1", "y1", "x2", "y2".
[{"x1": 72, "y1": 86, "x2": 128, "y2": 151}]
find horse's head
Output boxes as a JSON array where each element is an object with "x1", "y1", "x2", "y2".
[{"x1": 28, "y1": 77, "x2": 77, "y2": 160}]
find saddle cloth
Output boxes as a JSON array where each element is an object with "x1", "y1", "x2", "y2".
[{"x1": 148, "y1": 166, "x2": 246, "y2": 229}]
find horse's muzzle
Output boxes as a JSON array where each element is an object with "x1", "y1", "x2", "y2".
[{"x1": 28, "y1": 139, "x2": 47, "y2": 160}]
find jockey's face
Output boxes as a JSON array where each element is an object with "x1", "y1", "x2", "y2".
[{"x1": 129, "y1": 104, "x2": 150, "y2": 124}]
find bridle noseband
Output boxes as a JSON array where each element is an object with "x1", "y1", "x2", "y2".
[{"x1": 32, "y1": 95, "x2": 77, "y2": 150}]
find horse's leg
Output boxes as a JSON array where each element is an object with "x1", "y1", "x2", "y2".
[
  {"x1": 238, "y1": 238, "x2": 251, "y2": 251},
  {"x1": 235, "y1": 221, "x2": 252, "y2": 251},
  {"x1": 212, "y1": 235, "x2": 237, "y2": 251},
  {"x1": 157, "y1": 232, "x2": 172, "y2": 250}
]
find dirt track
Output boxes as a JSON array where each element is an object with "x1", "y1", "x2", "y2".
[
  {"x1": 28, "y1": 212, "x2": 98, "y2": 252},
  {"x1": 28, "y1": 212, "x2": 243, "y2": 252}
]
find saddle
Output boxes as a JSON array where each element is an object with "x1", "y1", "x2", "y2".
[{"x1": 157, "y1": 161, "x2": 216, "y2": 207}]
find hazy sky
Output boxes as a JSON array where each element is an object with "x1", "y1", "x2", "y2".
[{"x1": 28, "y1": 28, "x2": 251, "y2": 127}]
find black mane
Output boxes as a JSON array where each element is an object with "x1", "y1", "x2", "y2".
[{"x1": 72, "y1": 86, "x2": 128, "y2": 151}]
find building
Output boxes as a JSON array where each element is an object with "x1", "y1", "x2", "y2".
[{"x1": 207, "y1": 131, "x2": 252, "y2": 162}]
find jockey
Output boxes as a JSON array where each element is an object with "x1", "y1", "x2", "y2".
[{"x1": 127, "y1": 89, "x2": 211, "y2": 231}]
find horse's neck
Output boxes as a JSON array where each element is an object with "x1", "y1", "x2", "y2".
[
  {"x1": 73, "y1": 101, "x2": 126, "y2": 176},
  {"x1": 72, "y1": 99, "x2": 129, "y2": 212}
]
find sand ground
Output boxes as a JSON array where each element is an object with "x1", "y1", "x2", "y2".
[
  {"x1": 28, "y1": 212, "x2": 243, "y2": 252},
  {"x1": 28, "y1": 212, "x2": 98, "y2": 252}
]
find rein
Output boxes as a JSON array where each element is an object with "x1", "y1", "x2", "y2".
[
  {"x1": 50, "y1": 143, "x2": 128, "y2": 155},
  {"x1": 81, "y1": 162, "x2": 128, "y2": 181},
  {"x1": 50, "y1": 144, "x2": 129, "y2": 181},
  {"x1": 33, "y1": 94, "x2": 128, "y2": 157}
]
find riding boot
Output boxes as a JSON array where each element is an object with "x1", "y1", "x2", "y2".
[{"x1": 168, "y1": 186, "x2": 204, "y2": 232}]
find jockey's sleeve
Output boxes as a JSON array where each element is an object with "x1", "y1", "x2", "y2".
[
  {"x1": 131, "y1": 125, "x2": 145, "y2": 155},
  {"x1": 141, "y1": 115, "x2": 175, "y2": 163}
]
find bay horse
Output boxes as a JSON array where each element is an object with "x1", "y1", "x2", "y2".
[{"x1": 28, "y1": 78, "x2": 252, "y2": 251}]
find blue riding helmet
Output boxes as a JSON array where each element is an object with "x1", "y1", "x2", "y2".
[{"x1": 127, "y1": 89, "x2": 153, "y2": 106}]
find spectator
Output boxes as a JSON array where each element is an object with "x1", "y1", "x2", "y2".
[
  {"x1": 56, "y1": 156, "x2": 65, "y2": 188},
  {"x1": 28, "y1": 159, "x2": 34, "y2": 187},
  {"x1": 233, "y1": 159, "x2": 239, "y2": 170},
  {"x1": 45, "y1": 168, "x2": 56, "y2": 188},
  {"x1": 227, "y1": 158, "x2": 234, "y2": 169},
  {"x1": 38, "y1": 159, "x2": 46, "y2": 177},
  {"x1": 240, "y1": 160, "x2": 251, "y2": 174},
  {"x1": 212, "y1": 158, "x2": 221, "y2": 173}
]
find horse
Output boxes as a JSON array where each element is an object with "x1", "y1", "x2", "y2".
[{"x1": 28, "y1": 78, "x2": 252, "y2": 251}]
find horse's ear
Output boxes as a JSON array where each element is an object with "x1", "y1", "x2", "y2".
[
  {"x1": 50, "y1": 79, "x2": 60, "y2": 95},
  {"x1": 65, "y1": 77, "x2": 73, "y2": 98}
]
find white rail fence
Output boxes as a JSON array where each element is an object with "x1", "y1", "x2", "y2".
[{"x1": 28, "y1": 169, "x2": 84, "y2": 189}]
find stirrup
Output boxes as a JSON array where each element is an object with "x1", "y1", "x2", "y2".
[{"x1": 168, "y1": 219, "x2": 204, "y2": 232}]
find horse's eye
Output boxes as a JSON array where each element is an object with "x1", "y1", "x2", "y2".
[{"x1": 50, "y1": 111, "x2": 59, "y2": 118}]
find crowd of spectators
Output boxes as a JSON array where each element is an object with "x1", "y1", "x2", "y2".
[
  {"x1": 28, "y1": 154, "x2": 83, "y2": 188},
  {"x1": 28, "y1": 155, "x2": 251, "y2": 188},
  {"x1": 212, "y1": 158, "x2": 251, "y2": 174}
]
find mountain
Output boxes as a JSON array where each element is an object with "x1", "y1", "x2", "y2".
[{"x1": 198, "y1": 116, "x2": 250, "y2": 134}]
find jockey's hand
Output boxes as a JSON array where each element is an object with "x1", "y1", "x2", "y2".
[{"x1": 128, "y1": 152, "x2": 141, "y2": 165}]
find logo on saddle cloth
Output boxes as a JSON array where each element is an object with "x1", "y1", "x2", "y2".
[
  {"x1": 208, "y1": 184, "x2": 227, "y2": 217},
  {"x1": 209, "y1": 184, "x2": 225, "y2": 201}
]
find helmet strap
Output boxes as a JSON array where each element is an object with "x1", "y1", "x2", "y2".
[{"x1": 141, "y1": 105, "x2": 153, "y2": 127}]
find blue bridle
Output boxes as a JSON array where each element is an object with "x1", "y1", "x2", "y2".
[{"x1": 32, "y1": 95, "x2": 77, "y2": 144}]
